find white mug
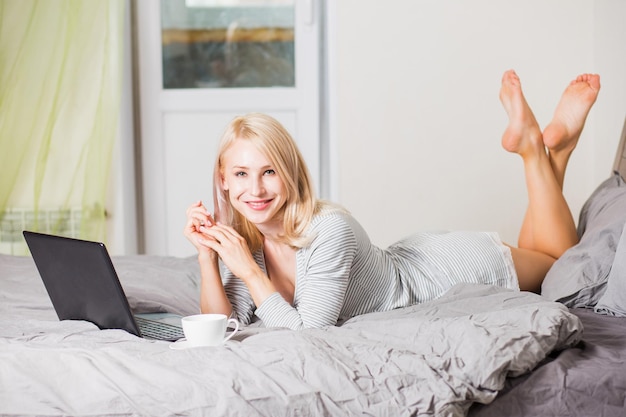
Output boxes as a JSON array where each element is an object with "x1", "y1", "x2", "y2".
[{"x1": 181, "y1": 314, "x2": 239, "y2": 347}]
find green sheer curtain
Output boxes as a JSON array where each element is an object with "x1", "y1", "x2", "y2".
[{"x1": 0, "y1": 0, "x2": 125, "y2": 255}]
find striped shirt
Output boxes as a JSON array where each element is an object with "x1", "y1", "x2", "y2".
[{"x1": 220, "y1": 207, "x2": 518, "y2": 330}]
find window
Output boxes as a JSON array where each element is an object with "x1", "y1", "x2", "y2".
[{"x1": 161, "y1": 0, "x2": 295, "y2": 89}]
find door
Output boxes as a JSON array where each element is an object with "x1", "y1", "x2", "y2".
[{"x1": 135, "y1": 0, "x2": 321, "y2": 256}]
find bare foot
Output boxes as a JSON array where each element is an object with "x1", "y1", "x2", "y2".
[
  {"x1": 543, "y1": 73, "x2": 601, "y2": 154},
  {"x1": 499, "y1": 70, "x2": 543, "y2": 156}
]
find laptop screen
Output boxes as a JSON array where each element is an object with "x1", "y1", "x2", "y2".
[{"x1": 23, "y1": 231, "x2": 140, "y2": 336}]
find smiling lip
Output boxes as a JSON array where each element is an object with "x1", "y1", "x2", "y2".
[{"x1": 246, "y1": 199, "x2": 273, "y2": 210}]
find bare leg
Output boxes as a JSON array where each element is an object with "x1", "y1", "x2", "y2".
[
  {"x1": 515, "y1": 74, "x2": 600, "y2": 250},
  {"x1": 499, "y1": 70, "x2": 578, "y2": 260},
  {"x1": 499, "y1": 70, "x2": 543, "y2": 251},
  {"x1": 508, "y1": 245, "x2": 555, "y2": 293},
  {"x1": 543, "y1": 73, "x2": 601, "y2": 188}
]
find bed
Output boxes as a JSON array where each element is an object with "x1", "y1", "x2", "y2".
[{"x1": 1, "y1": 126, "x2": 626, "y2": 417}]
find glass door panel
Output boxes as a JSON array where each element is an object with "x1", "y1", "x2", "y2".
[{"x1": 160, "y1": 0, "x2": 295, "y2": 89}]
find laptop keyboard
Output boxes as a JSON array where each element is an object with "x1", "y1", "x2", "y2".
[{"x1": 135, "y1": 316, "x2": 184, "y2": 341}]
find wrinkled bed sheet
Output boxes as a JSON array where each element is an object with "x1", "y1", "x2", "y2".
[
  {"x1": 469, "y1": 308, "x2": 626, "y2": 417},
  {"x1": 0, "y1": 254, "x2": 582, "y2": 417}
]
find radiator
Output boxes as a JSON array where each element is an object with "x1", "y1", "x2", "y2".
[{"x1": 0, "y1": 208, "x2": 82, "y2": 255}]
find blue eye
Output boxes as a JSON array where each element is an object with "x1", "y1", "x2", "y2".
[
  {"x1": 235, "y1": 171, "x2": 246, "y2": 177},
  {"x1": 264, "y1": 169, "x2": 276, "y2": 175}
]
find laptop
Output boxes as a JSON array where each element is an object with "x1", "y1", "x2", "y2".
[{"x1": 23, "y1": 230, "x2": 184, "y2": 341}]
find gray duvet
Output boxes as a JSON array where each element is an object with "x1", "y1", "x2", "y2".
[
  {"x1": 0, "y1": 254, "x2": 582, "y2": 417},
  {"x1": 469, "y1": 308, "x2": 626, "y2": 417}
]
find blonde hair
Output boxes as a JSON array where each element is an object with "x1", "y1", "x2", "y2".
[{"x1": 213, "y1": 113, "x2": 320, "y2": 251}]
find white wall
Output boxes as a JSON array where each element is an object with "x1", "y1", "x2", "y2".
[
  {"x1": 593, "y1": 0, "x2": 626, "y2": 181},
  {"x1": 330, "y1": 0, "x2": 626, "y2": 248},
  {"x1": 108, "y1": 0, "x2": 626, "y2": 255}
]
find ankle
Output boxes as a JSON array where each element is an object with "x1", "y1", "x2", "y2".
[{"x1": 548, "y1": 152, "x2": 569, "y2": 188}]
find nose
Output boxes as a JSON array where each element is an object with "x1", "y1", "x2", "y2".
[{"x1": 250, "y1": 175, "x2": 265, "y2": 196}]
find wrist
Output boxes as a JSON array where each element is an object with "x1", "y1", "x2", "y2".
[
  {"x1": 243, "y1": 269, "x2": 276, "y2": 303},
  {"x1": 240, "y1": 266, "x2": 266, "y2": 285},
  {"x1": 198, "y1": 250, "x2": 218, "y2": 264}
]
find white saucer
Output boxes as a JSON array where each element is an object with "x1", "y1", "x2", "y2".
[
  {"x1": 169, "y1": 339, "x2": 194, "y2": 350},
  {"x1": 169, "y1": 333, "x2": 237, "y2": 349}
]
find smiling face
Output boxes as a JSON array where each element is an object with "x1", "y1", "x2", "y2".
[{"x1": 220, "y1": 138, "x2": 287, "y2": 232}]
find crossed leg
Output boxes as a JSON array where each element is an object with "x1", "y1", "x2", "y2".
[
  {"x1": 499, "y1": 70, "x2": 600, "y2": 292},
  {"x1": 544, "y1": 73, "x2": 601, "y2": 188}
]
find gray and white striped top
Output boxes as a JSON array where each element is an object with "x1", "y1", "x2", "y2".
[{"x1": 220, "y1": 207, "x2": 518, "y2": 330}]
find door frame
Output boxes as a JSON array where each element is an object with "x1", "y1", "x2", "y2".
[{"x1": 130, "y1": 0, "x2": 333, "y2": 255}]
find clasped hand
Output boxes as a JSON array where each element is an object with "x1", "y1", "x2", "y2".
[{"x1": 184, "y1": 201, "x2": 259, "y2": 281}]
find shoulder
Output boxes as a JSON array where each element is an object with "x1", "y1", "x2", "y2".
[
  {"x1": 297, "y1": 204, "x2": 361, "y2": 276},
  {"x1": 311, "y1": 203, "x2": 355, "y2": 231},
  {"x1": 306, "y1": 203, "x2": 362, "y2": 249}
]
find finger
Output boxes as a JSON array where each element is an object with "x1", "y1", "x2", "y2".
[
  {"x1": 197, "y1": 216, "x2": 216, "y2": 229},
  {"x1": 186, "y1": 201, "x2": 212, "y2": 218},
  {"x1": 186, "y1": 213, "x2": 206, "y2": 231},
  {"x1": 197, "y1": 235, "x2": 221, "y2": 253},
  {"x1": 199, "y1": 215, "x2": 216, "y2": 227},
  {"x1": 185, "y1": 200, "x2": 203, "y2": 216},
  {"x1": 201, "y1": 225, "x2": 242, "y2": 247},
  {"x1": 200, "y1": 226, "x2": 227, "y2": 244},
  {"x1": 192, "y1": 212, "x2": 210, "y2": 226},
  {"x1": 188, "y1": 207, "x2": 214, "y2": 228},
  {"x1": 212, "y1": 222, "x2": 240, "y2": 239}
]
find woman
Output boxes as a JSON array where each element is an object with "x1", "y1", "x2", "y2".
[{"x1": 184, "y1": 69, "x2": 601, "y2": 330}]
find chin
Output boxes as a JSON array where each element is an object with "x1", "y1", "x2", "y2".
[{"x1": 241, "y1": 210, "x2": 273, "y2": 224}]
